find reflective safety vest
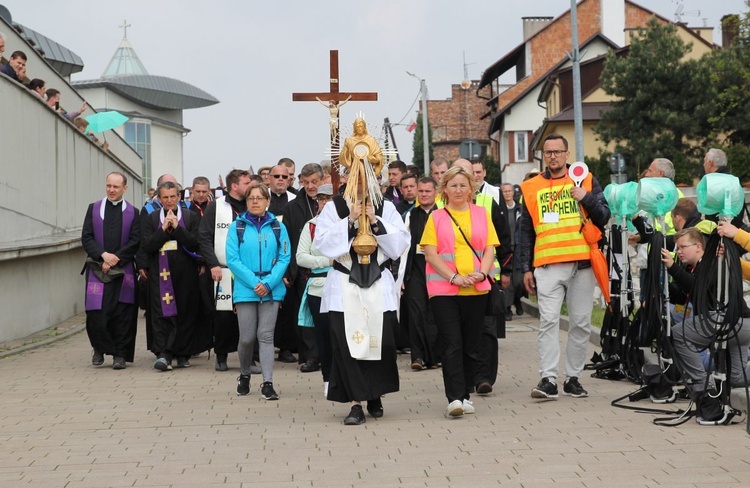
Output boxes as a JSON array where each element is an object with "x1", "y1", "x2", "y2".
[
  {"x1": 520, "y1": 173, "x2": 593, "y2": 268},
  {"x1": 425, "y1": 204, "x2": 492, "y2": 296},
  {"x1": 436, "y1": 193, "x2": 501, "y2": 277}
]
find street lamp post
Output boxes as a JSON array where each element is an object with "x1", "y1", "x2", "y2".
[{"x1": 407, "y1": 71, "x2": 430, "y2": 176}]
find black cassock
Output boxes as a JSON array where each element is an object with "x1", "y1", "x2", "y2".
[
  {"x1": 81, "y1": 200, "x2": 141, "y2": 362},
  {"x1": 142, "y1": 209, "x2": 212, "y2": 359}
]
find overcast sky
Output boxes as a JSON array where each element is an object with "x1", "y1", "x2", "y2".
[{"x1": 4, "y1": 0, "x2": 746, "y2": 186}]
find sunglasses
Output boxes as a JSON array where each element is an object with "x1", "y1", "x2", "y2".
[{"x1": 272, "y1": 175, "x2": 289, "y2": 179}]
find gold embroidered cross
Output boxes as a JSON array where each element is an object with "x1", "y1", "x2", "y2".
[
  {"x1": 352, "y1": 330, "x2": 365, "y2": 344},
  {"x1": 159, "y1": 269, "x2": 170, "y2": 281},
  {"x1": 162, "y1": 293, "x2": 174, "y2": 304}
]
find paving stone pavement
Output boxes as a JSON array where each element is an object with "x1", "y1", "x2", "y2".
[{"x1": 1, "y1": 311, "x2": 750, "y2": 488}]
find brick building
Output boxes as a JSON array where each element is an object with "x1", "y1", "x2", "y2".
[
  {"x1": 476, "y1": 0, "x2": 704, "y2": 184},
  {"x1": 424, "y1": 80, "x2": 493, "y2": 163}
]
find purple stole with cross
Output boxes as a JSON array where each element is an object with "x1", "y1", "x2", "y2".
[
  {"x1": 156, "y1": 207, "x2": 193, "y2": 317},
  {"x1": 85, "y1": 199, "x2": 137, "y2": 311}
]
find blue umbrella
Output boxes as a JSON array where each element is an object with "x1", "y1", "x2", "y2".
[{"x1": 84, "y1": 111, "x2": 129, "y2": 134}]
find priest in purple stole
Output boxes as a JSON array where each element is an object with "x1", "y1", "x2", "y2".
[
  {"x1": 142, "y1": 181, "x2": 209, "y2": 371},
  {"x1": 81, "y1": 172, "x2": 141, "y2": 369}
]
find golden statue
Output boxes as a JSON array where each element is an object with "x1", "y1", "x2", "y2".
[{"x1": 339, "y1": 118, "x2": 384, "y2": 264}]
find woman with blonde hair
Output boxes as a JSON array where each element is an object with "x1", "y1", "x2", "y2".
[{"x1": 420, "y1": 166, "x2": 499, "y2": 418}]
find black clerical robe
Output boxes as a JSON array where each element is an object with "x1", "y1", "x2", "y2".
[
  {"x1": 81, "y1": 199, "x2": 141, "y2": 361},
  {"x1": 197, "y1": 194, "x2": 247, "y2": 355},
  {"x1": 142, "y1": 209, "x2": 210, "y2": 359}
]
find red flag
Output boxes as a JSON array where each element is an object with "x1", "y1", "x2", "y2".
[{"x1": 406, "y1": 120, "x2": 417, "y2": 133}]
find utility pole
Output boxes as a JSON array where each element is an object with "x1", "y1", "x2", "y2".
[
  {"x1": 570, "y1": 0, "x2": 584, "y2": 162},
  {"x1": 408, "y1": 71, "x2": 430, "y2": 175}
]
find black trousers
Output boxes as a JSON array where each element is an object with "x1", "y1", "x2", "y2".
[
  {"x1": 430, "y1": 294, "x2": 487, "y2": 403},
  {"x1": 404, "y1": 275, "x2": 439, "y2": 366},
  {"x1": 473, "y1": 315, "x2": 501, "y2": 387},
  {"x1": 308, "y1": 295, "x2": 331, "y2": 381},
  {"x1": 274, "y1": 285, "x2": 299, "y2": 353}
]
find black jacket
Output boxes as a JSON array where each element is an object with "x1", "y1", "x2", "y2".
[
  {"x1": 197, "y1": 194, "x2": 247, "y2": 269},
  {"x1": 281, "y1": 192, "x2": 318, "y2": 283}
]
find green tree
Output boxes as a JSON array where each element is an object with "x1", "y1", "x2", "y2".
[
  {"x1": 595, "y1": 18, "x2": 709, "y2": 184},
  {"x1": 699, "y1": 3, "x2": 750, "y2": 183},
  {"x1": 411, "y1": 113, "x2": 434, "y2": 169},
  {"x1": 483, "y1": 154, "x2": 502, "y2": 186}
]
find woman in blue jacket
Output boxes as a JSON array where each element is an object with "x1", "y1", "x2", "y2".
[{"x1": 226, "y1": 183, "x2": 291, "y2": 400}]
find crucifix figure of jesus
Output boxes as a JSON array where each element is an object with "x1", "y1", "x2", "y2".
[
  {"x1": 316, "y1": 95, "x2": 351, "y2": 143},
  {"x1": 292, "y1": 50, "x2": 377, "y2": 191}
]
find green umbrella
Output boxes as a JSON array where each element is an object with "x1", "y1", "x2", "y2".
[{"x1": 84, "y1": 111, "x2": 129, "y2": 134}]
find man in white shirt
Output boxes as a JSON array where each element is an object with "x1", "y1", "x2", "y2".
[{"x1": 473, "y1": 161, "x2": 500, "y2": 205}]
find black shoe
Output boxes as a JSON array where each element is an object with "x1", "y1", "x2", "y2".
[
  {"x1": 154, "y1": 358, "x2": 172, "y2": 371},
  {"x1": 215, "y1": 353, "x2": 228, "y2": 372},
  {"x1": 112, "y1": 357, "x2": 126, "y2": 370},
  {"x1": 261, "y1": 381, "x2": 279, "y2": 400},
  {"x1": 344, "y1": 404, "x2": 366, "y2": 425},
  {"x1": 237, "y1": 374, "x2": 250, "y2": 396},
  {"x1": 92, "y1": 350, "x2": 104, "y2": 366},
  {"x1": 411, "y1": 358, "x2": 425, "y2": 371},
  {"x1": 176, "y1": 358, "x2": 191, "y2": 368},
  {"x1": 367, "y1": 398, "x2": 384, "y2": 418},
  {"x1": 476, "y1": 382, "x2": 493, "y2": 395},
  {"x1": 277, "y1": 350, "x2": 297, "y2": 363},
  {"x1": 531, "y1": 377, "x2": 559, "y2": 399},
  {"x1": 563, "y1": 377, "x2": 588, "y2": 398},
  {"x1": 515, "y1": 303, "x2": 523, "y2": 316},
  {"x1": 300, "y1": 359, "x2": 320, "y2": 373},
  {"x1": 696, "y1": 389, "x2": 725, "y2": 423},
  {"x1": 505, "y1": 310, "x2": 513, "y2": 321}
]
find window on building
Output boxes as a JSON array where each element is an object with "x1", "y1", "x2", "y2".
[
  {"x1": 124, "y1": 120, "x2": 152, "y2": 190},
  {"x1": 515, "y1": 132, "x2": 528, "y2": 163}
]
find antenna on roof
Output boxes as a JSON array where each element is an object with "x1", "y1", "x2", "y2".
[
  {"x1": 461, "y1": 51, "x2": 475, "y2": 90},
  {"x1": 674, "y1": 3, "x2": 700, "y2": 23}
]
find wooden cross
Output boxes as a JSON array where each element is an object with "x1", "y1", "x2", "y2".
[
  {"x1": 292, "y1": 50, "x2": 377, "y2": 192},
  {"x1": 159, "y1": 269, "x2": 171, "y2": 281},
  {"x1": 162, "y1": 293, "x2": 173, "y2": 304}
]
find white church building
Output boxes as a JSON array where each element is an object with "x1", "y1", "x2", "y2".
[{"x1": 73, "y1": 24, "x2": 219, "y2": 192}]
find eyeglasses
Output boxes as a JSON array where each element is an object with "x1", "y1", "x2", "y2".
[
  {"x1": 543, "y1": 150, "x2": 567, "y2": 158},
  {"x1": 247, "y1": 196, "x2": 268, "y2": 202},
  {"x1": 676, "y1": 243, "x2": 697, "y2": 251},
  {"x1": 272, "y1": 174, "x2": 289, "y2": 179}
]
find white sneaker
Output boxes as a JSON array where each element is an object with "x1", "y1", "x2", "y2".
[
  {"x1": 462, "y1": 399, "x2": 475, "y2": 414},
  {"x1": 445, "y1": 400, "x2": 464, "y2": 418},
  {"x1": 323, "y1": 381, "x2": 329, "y2": 398}
]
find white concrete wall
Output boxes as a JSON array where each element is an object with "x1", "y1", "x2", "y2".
[
  {"x1": 0, "y1": 73, "x2": 143, "y2": 342},
  {"x1": 0, "y1": 247, "x2": 86, "y2": 343},
  {"x1": 150, "y1": 124, "x2": 185, "y2": 184},
  {"x1": 0, "y1": 78, "x2": 143, "y2": 243}
]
